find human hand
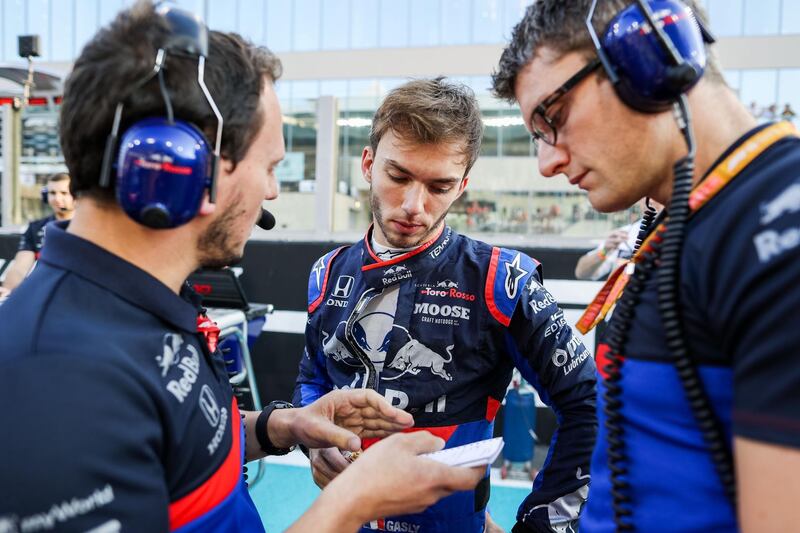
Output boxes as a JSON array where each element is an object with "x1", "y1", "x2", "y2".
[
  {"x1": 603, "y1": 229, "x2": 628, "y2": 253},
  {"x1": 309, "y1": 446, "x2": 350, "y2": 488},
  {"x1": 271, "y1": 389, "x2": 414, "y2": 451},
  {"x1": 325, "y1": 432, "x2": 486, "y2": 525},
  {"x1": 485, "y1": 511, "x2": 506, "y2": 533}
]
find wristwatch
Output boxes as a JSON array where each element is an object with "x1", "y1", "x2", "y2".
[{"x1": 255, "y1": 400, "x2": 296, "y2": 455}]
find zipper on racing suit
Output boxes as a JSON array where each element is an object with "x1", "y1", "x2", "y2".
[{"x1": 343, "y1": 287, "x2": 381, "y2": 389}]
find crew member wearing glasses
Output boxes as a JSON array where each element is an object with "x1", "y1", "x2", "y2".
[{"x1": 494, "y1": 1, "x2": 800, "y2": 532}]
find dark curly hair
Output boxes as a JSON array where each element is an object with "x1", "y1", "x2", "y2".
[
  {"x1": 492, "y1": 0, "x2": 722, "y2": 102},
  {"x1": 59, "y1": 0, "x2": 282, "y2": 201}
]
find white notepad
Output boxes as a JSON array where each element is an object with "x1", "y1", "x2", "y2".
[{"x1": 422, "y1": 437, "x2": 504, "y2": 467}]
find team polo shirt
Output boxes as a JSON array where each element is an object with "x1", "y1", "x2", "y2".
[
  {"x1": 0, "y1": 222, "x2": 263, "y2": 532},
  {"x1": 18, "y1": 215, "x2": 55, "y2": 257},
  {"x1": 583, "y1": 126, "x2": 800, "y2": 532}
]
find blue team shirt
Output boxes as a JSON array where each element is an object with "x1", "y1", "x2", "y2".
[
  {"x1": 0, "y1": 222, "x2": 263, "y2": 532},
  {"x1": 584, "y1": 125, "x2": 800, "y2": 532}
]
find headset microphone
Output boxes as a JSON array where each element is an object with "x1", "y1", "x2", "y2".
[{"x1": 257, "y1": 209, "x2": 275, "y2": 230}]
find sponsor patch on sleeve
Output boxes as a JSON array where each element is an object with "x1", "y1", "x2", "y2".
[
  {"x1": 485, "y1": 248, "x2": 539, "y2": 326},
  {"x1": 308, "y1": 247, "x2": 345, "y2": 313}
]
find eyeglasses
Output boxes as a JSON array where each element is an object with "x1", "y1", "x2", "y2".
[{"x1": 530, "y1": 58, "x2": 601, "y2": 146}]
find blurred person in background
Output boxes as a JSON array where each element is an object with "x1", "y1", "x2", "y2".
[{"x1": 0, "y1": 172, "x2": 75, "y2": 295}]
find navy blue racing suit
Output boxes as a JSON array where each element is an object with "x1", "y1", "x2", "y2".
[{"x1": 294, "y1": 226, "x2": 597, "y2": 533}]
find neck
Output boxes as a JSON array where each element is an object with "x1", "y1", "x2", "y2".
[
  {"x1": 67, "y1": 200, "x2": 200, "y2": 293},
  {"x1": 656, "y1": 81, "x2": 757, "y2": 204}
]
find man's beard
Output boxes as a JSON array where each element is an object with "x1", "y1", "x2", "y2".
[
  {"x1": 197, "y1": 197, "x2": 248, "y2": 269},
  {"x1": 369, "y1": 186, "x2": 446, "y2": 248}
]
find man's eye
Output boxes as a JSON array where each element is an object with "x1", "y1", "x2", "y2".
[
  {"x1": 388, "y1": 174, "x2": 407, "y2": 183},
  {"x1": 430, "y1": 186, "x2": 452, "y2": 195},
  {"x1": 550, "y1": 106, "x2": 566, "y2": 127}
]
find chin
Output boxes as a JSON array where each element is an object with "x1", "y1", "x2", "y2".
[{"x1": 588, "y1": 191, "x2": 636, "y2": 214}]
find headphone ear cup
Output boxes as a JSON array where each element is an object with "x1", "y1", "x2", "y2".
[
  {"x1": 601, "y1": 0, "x2": 706, "y2": 113},
  {"x1": 116, "y1": 118, "x2": 212, "y2": 229}
]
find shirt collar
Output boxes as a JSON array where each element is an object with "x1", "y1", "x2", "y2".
[
  {"x1": 359, "y1": 224, "x2": 456, "y2": 289},
  {"x1": 39, "y1": 221, "x2": 200, "y2": 333}
]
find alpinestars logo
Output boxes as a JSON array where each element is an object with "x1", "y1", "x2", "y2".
[
  {"x1": 311, "y1": 257, "x2": 326, "y2": 290},
  {"x1": 382, "y1": 265, "x2": 412, "y2": 285},
  {"x1": 504, "y1": 253, "x2": 528, "y2": 299}
]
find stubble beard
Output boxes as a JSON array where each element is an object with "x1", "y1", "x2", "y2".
[
  {"x1": 197, "y1": 193, "x2": 249, "y2": 269},
  {"x1": 369, "y1": 186, "x2": 447, "y2": 249}
]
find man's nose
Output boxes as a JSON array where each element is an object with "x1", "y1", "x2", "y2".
[
  {"x1": 537, "y1": 141, "x2": 570, "y2": 178},
  {"x1": 402, "y1": 183, "x2": 425, "y2": 215}
]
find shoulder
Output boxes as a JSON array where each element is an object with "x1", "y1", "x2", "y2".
[
  {"x1": 307, "y1": 244, "x2": 352, "y2": 313},
  {"x1": 684, "y1": 136, "x2": 800, "y2": 321},
  {"x1": 484, "y1": 246, "x2": 541, "y2": 326}
]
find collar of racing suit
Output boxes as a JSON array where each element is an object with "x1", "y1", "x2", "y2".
[{"x1": 359, "y1": 224, "x2": 454, "y2": 290}]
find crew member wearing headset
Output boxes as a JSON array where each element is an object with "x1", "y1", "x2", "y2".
[
  {"x1": 0, "y1": 172, "x2": 74, "y2": 294},
  {"x1": 0, "y1": 3, "x2": 483, "y2": 532},
  {"x1": 494, "y1": 0, "x2": 800, "y2": 531}
]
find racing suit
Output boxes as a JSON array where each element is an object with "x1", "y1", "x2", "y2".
[{"x1": 294, "y1": 225, "x2": 597, "y2": 533}]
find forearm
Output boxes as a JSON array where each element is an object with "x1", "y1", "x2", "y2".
[
  {"x1": 242, "y1": 408, "x2": 297, "y2": 462},
  {"x1": 3, "y1": 259, "x2": 33, "y2": 290},
  {"x1": 574, "y1": 250, "x2": 605, "y2": 280}
]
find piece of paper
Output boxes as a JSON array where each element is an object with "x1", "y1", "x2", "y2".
[{"x1": 422, "y1": 437, "x2": 504, "y2": 467}]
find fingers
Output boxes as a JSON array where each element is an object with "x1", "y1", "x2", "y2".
[
  {"x1": 389, "y1": 431, "x2": 445, "y2": 455},
  {"x1": 310, "y1": 447, "x2": 349, "y2": 488},
  {"x1": 345, "y1": 389, "x2": 414, "y2": 426},
  {"x1": 442, "y1": 465, "x2": 485, "y2": 491},
  {"x1": 318, "y1": 424, "x2": 361, "y2": 452}
]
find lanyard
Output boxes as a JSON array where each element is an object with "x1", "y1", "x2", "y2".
[{"x1": 576, "y1": 121, "x2": 799, "y2": 335}]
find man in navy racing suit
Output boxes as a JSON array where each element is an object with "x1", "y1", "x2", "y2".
[
  {"x1": 294, "y1": 78, "x2": 597, "y2": 533},
  {"x1": 494, "y1": 0, "x2": 800, "y2": 531}
]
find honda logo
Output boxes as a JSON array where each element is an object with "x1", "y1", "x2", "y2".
[
  {"x1": 199, "y1": 385, "x2": 221, "y2": 427},
  {"x1": 332, "y1": 275, "x2": 354, "y2": 298}
]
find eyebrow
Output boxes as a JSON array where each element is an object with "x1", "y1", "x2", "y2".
[{"x1": 384, "y1": 158, "x2": 461, "y2": 184}]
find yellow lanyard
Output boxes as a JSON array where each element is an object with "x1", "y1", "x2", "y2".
[{"x1": 576, "y1": 121, "x2": 799, "y2": 335}]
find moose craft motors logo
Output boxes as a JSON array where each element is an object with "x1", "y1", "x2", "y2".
[
  {"x1": 413, "y1": 302, "x2": 471, "y2": 327},
  {"x1": 418, "y1": 279, "x2": 477, "y2": 302},
  {"x1": 381, "y1": 265, "x2": 412, "y2": 285}
]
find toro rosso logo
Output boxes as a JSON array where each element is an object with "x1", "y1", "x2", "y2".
[
  {"x1": 419, "y1": 279, "x2": 477, "y2": 302},
  {"x1": 386, "y1": 341, "x2": 454, "y2": 381}
]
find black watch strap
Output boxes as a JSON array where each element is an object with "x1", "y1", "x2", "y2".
[{"x1": 255, "y1": 400, "x2": 295, "y2": 455}]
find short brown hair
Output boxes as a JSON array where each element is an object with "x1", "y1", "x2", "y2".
[
  {"x1": 60, "y1": 0, "x2": 282, "y2": 202},
  {"x1": 492, "y1": 0, "x2": 724, "y2": 102},
  {"x1": 370, "y1": 77, "x2": 483, "y2": 176}
]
